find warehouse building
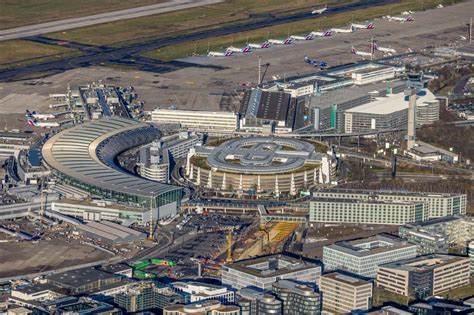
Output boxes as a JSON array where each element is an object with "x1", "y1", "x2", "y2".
[
  {"x1": 239, "y1": 89, "x2": 305, "y2": 133},
  {"x1": 312, "y1": 189, "x2": 467, "y2": 219},
  {"x1": 309, "y1": 198, "x2": 428, "y2": 225},
  {"x1": 151, "y1": 108, "x2": 239, "y2": 132},
  {"x1": 42, "y1": 118, "x2": 183, "y2": 218},
  {"x1": 377, "y1": 255, "x2": 470, "y2": 299},
  {"x1": 323, "y1": 235, "x2": 418, "y2": 278},
  {"x1": 344, "y1": 89, "x2": 439, "y2": 133},
  {"x1": 221, "y1": 254, "x2": 322, "y2": 290},
  {"x1": 319, "y1": 271, "x2": 373, "y2": 313}
]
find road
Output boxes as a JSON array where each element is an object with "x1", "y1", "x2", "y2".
[
  {"x1": 0, "y1": 0, "x2": 396, "y2": 82},
  {"x1": 0, "y1": 0, "x2": 223, "y2": 42}
]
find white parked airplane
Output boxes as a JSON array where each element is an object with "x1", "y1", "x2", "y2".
[
  {"x1": 312, "y1": 5, "x2": 327, "y2": 14},
  {"x1": 387, "y1": 15, "x2": 414, "y2": 23},
  {"x1": 351, "y1": 22, "x2": 375, "y2": 30},
  {"x1": 351, "y1": 46, "x2": 372, "y2": 58},
  {"x1": 268, "y1": 38, "x2": 293, "y2": 45},
  {"x1": 310, "y1": 30, "x2": 333, "y2": 37},
  {"x1": 290, "y1": 34, "x2": 314, "y2": 41},
  {"x1": 25, "y1": 110, "x2": 55, "y2": 121},
  {"x1": 374, "y1": 42, "x2": 396, "y2": 54},
  {"x1": 227, "y1": 46, "x2": 251, "y2": 53},
  {"x1": 248, "y1": 41, "x2": 270, "y2": 49},
  {"x1": 208, "y1": 50, "x2": 233, "y2": 57},
  {"x1": 331, "y1": 25, "x2": 355, "y2": 33},
  {"x1": 27, "y1": 119, "x2": 60, "y2": 128}
]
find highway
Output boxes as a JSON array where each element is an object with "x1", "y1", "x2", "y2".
[
  {"x1": 0, "y1": 0, "x2": 395, "y2": 82},
  {"x1": 0, "y1": 0, "x2": 223, "y2": 42}
]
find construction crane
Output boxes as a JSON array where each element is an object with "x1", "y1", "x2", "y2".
[
  {"x1": 226, "y1": 229, "x2": 233, "y2": 263},
  {"x1": 148, "y1": 197, "x2": 154, "y2": 241}
]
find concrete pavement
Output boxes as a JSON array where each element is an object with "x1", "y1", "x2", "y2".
[{"x1": 0, "y1": 0, "x2": 223, "y2": 42}]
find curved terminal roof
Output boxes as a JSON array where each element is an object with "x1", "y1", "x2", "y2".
[{"x1": 42, "y1": 117, "x2": 180, "y2": 198}]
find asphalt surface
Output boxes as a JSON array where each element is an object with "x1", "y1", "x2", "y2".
[
  {"x1": 0, "y1": 0, "x2": 396, "y2": 82},
  {"x1": 0, "y1": 0, "x2": 223, "y2": 42}
]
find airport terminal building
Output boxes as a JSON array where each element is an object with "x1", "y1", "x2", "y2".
[{"x1": 42, "y1": 118, "x2": 183, "y2": 219}]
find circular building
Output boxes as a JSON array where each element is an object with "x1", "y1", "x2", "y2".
[{"x1": 185, "y1": 137, "x2": 332, "y2": 197}]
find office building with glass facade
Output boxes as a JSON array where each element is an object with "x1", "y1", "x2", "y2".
[
  {"x1": 222, "y1": 254, "x2": 322, "y2": 290},
  {"x1": 42, "y1": 118, "x2": 183, "y2": 218},
  {"x1": 312, "y1": 189, "x2": 466, "y2": 219},
  {"x1": 323, "y1": 235, "x2": 418, "y2": 278},
  {"x1": 319, "y1": 272, "x2": 373, "y2": 313},
  {"x1": 310, "y1": 198, "x2": 428, "y2": 225}
]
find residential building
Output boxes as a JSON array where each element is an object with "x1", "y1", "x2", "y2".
[
  {"x1": 272, "y1": 280, "x2": 321, "y2": 315},
  {"x1": 236, "y1": 288, "x2": 282, "y2": 315},
  {"x1": 319, "y1": 271, "x2": 373, "y2": 313},
  {"x1": 171, "y1": 282, "x2": 235, "y2": 304},
  {"x1": 221, "y1": 254, "x2": 322, "y2": 290},
  {"x1": 398, "y1": 225, "x2": 448, "y2": 255},
  {"x1": 163, "y1": 300, "x2": 240, "y2": 315},
  {"x1": 377, "y1": 255, "x2": 470, "y2": 299},
  {"x1": 323, "y1": 235, "x2": 418, "y2": 278},
  {"x1": 312, "y1": 189, "x2": 467, "y2": 219},
  {"x1": 151, "y1": 108, "x2": 239, "y2": 132},
  {"x1": 114, "y1": 282, "x2": 184, "y2": 312},
  {"x1": 309, "y1": 198, "x2": 429, "y2": 225}
]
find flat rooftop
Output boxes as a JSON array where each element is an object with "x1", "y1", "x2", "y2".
[
  {"x1": 225, "y1": 254, "x2": 320, "y2": 278},
  {"x1": 345, "y1": 89, "x2": 436, "y2": 115},
  {"x1": 47, "y1": 267, "x2": 121, "y2": 289},
  {"x1": 311, "y1": 197, "x2": 421, "y2": 206},
  {"x1": 321, "y1": 271, "x2": 372, "y2": 287},
  {"x1": 313, "y1": 188, "x2": 463, "y2": 198},
  {"x1": 380, "y1": 254, "x2": 469, "y2": 272},
  {"x1": 325, "y1": 234, "x2": 416, "y2": 257}
]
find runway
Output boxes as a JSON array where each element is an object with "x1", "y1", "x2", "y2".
[{"x1": 0, "y1": 0, "x2": 223, "y2": 42}]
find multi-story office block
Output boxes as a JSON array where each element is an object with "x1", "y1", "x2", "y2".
[
  {"x1": 323, "y1": 235, "x2": 418, "y2": 278},
  {"x1": 398, "y1": 225, "x2": 449, "y2": 255},
  {"x1": 319, "y1": 272, "x2": 373, "y2": 313},
  {"x1": 151, "y1": 108, "x2": 239, "y2": 132},
  {"x1": 310, "y1": 198, "x2": 428, "y2": 225},
  {"x1": 377, "y1": 255, "x2": 470, "y2": 299},
  {"x1": 171, "y1": 282, "x2": 234, "y2": 304},
  {"x1": 272, "y1": 280, "x2": 321, "y2": 315},
  {"x1": 400, "y1": 215, "x2": 474, "y2": 248},
  {"x1": 222, "y1": 254, "x2": 321, "y2": 290},
  {"x1": 114, "y1": 282, "x2": 184, "y2": 312},
  {"x1": 163, "y1": 300, "x2": 240, "y2": 315},
  {"x1": 236, "y1": 288, "x2": 282, "y2": 315},
  {"x1": 468, "y1": 240, "x2": 474, "y2": 276},
  {"x1": 312, "y1": 189, "x2": 467, "y2": 219}
]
